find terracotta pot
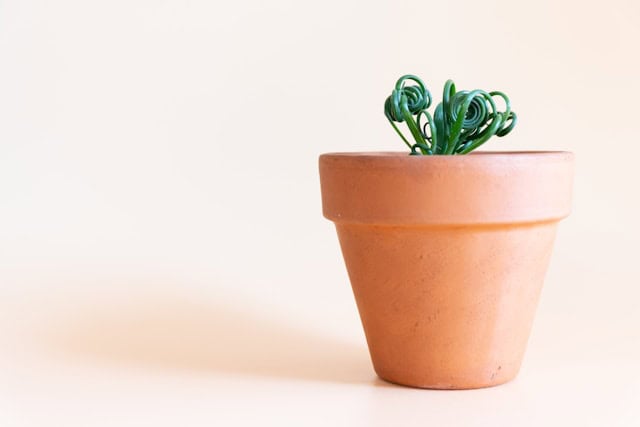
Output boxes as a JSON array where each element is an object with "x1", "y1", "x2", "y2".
[{"x1": 319, "y1": 151, "x2": 574, "y2": 389}]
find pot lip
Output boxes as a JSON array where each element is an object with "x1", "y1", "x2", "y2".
[
  {"x1": 320, "y1": 150, "x2": 573, "y2": 159},
  {"x1": 320, "y1": 150, "x2": 574, "y2": 225}
]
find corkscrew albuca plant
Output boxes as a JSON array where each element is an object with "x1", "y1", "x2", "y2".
[{"x1": 384, "y1": 75, "x2": 517, "y2": 155}]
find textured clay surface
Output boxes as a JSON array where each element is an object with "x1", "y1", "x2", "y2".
[{"x1": 319, "y1": 152, "x2": 574, "y2": 389}]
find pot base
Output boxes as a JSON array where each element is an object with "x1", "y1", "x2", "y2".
[{"x1": 374, "y1": 365, "x2": 520, "y2": 390}]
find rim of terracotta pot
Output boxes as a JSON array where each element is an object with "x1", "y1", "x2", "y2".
[
  {"x1": 319, "y1": 151, "x2": 574, "y2": 226},
  {"x1": 320, "y1": 150, "x2": 572, "y2": 158}
]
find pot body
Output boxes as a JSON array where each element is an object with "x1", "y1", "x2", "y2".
[{"x1": 319, "y1": 152, "x2": 574, "y2": 389}]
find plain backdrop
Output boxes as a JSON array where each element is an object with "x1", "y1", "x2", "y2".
[{"x1": 1, "y1": 0, "x2": 639, "y2": 425}]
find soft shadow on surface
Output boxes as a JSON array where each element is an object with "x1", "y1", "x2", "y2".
[{"x1": 42, "y1": 288, "x2": 373, "y2": 384}]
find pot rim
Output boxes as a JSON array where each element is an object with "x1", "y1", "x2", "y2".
[
  {"x1": 319, "y1": 150, "x2": 575, "y2": 225},
  {"x1": 320, "y1": 150, "x2": 573, "y2": 159}
]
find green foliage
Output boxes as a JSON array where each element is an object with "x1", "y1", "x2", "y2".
[{"x1": 384, "y1": 75, "x2": 517, "y2": 155}]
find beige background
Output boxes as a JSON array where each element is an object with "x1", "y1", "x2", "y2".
[{"x1": 1, "y1": 0, "x2": 639, "y2": 425}]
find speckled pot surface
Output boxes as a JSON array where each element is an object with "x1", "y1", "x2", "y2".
[{"x1": 319, "y1": 152, "x2": 574, "y2": 389}]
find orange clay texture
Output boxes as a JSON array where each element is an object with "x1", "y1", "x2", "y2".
[{"x1": 320, "y1": 152, "x2": 574, "y2": 389}]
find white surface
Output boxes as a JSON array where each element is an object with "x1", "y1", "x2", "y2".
[{"x1": 1, "y1": 0, "x2": 639, "y2": 425}]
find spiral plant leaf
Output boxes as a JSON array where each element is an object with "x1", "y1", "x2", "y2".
[{"x1": 384, "y1": 75, "x2": 517, "y2": 155}]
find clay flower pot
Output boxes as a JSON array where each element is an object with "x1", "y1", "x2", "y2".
[{"x1": 319, "y1": 151, "x2": 574, "y2": 389}]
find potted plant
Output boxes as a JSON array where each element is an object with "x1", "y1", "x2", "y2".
[{"x1": 319, "y1": 75, "x2": 574, "y2": 389}]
